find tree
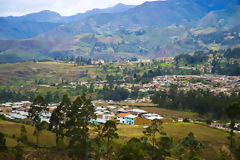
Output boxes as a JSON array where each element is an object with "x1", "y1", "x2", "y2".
[
  {"x1": 182, "y1": 132, "x2": 204, "y2": 160},
  {"x1": 50, "y1": 94, "x2": 71, "y2": 146},
  {"x1": 0, "y1": 132, "x2": 7, "y2": 151},
  {"x1": 225, "y1": 102, "x2": 240, "y2": 148},
  {"x1": 143, "y1": 119, "x2": 165, "y2": 148},
  {"x1": 155, "y1": 137, "x2": 173, "y2": 160},
  {"x1": 65, "y1": 94, "x2": 96, "y2": 160},
  {"x1": 143, "y1": 119, "x2": 165, "y2": 159},
  {"x1": 28, "y1": 95, "x2": 48, "y2": 147},
  {"x1": 53, "y1": 92, "x2": 61, "y2": 103},
  {"x1": 89, "y1": 83, "x2": 94, "y2": 93},
  {"x1": 102, "y1": 120, "x2": 119, "y2": 158},
  {"x1": 45, "y1": 91, "x2": 53, "y2": 104},
  {"x1": 117, "y1": 138, "x2": 145, "y2": 160},
  {"x1": 92, "y1": 125, "x2": 104, "y2": 160},
  {"x1": 18, "y1": 125, "x2": 27, "y2": 144},
  {"x1": 14, "y1": 144, "x2": 24, "y2": 160}
]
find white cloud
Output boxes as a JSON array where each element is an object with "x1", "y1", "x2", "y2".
[{"x1": 0, "y1": 0, "x2": 160, "y2": 17}]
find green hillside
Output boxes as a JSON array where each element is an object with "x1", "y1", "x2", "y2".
[{"x1": 0, "y1": 119, "x2": 238, "y2": 160}]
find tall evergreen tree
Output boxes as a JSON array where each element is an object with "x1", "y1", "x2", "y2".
[
  {"x1": 225, "y1": 102, "x2": 240, "y2": 148},
  {"x1": 143, "y1": 119, "x2": 166, "y2": 159},
  {"x1": 50, "y1": 94, "x2": 71, "y2": 145},
  {"x1": 18, "y1": 125, "x2": 27, "y2": 144},
  {"x1": 0, "y1": 132, "x2": 7, "y2": 151},
  {"x1": 65, "y1": 94, "x2": 96, "y2": 160},
  {"x1": 102, "y1": 120, "x2": 119, "y2": 159},
  {"x1": 28, "y1": 95, "x2": 48, "y2": 147}
]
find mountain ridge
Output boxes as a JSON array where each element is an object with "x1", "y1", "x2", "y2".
[{"x1": 0, "y1": 0, "x2": 240, "y2": 63}]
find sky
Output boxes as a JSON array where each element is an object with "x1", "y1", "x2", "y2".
[{"x1": 0, "y1": 0, "x2": 159, "y2": 17}]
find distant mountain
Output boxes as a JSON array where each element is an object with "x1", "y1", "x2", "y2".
[
  {"x1": 0, "y1": 3, "x2": 135, "y2": 40},
  {"x1": 4, "y1": 10, "x2": 63, "y2": 23},
  {"x1": 38, "y1": 0, "x2": 240, "y2": 39},
  {"x1": 0, "y1": 0, "x2": 240, "y2": 63},
  {"x1": 66, "y1": 3, "x2": 136, "y2": 22},
  {"x1": 0, "y1": 39, "x2": 55, "y2": 63},
  {"x1": 1, "y1": 3, "x2": 135, "y2": 24},
  {"x1": 198, "y1": 5, "x2": 240, "y2": 28},
  {"x1": 0, "y1": 19, "x2": 60, "y2": 40}
]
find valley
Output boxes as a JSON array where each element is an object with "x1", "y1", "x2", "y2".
[{"x1": 1, "y1": 0, "x2": 240, "y2": 159}]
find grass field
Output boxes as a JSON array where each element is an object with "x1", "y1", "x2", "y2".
[
  {"x1": 140, "y1": 107, "x2": 200, "y2": 119},
  {"x1": 0, "y1": 62, "x2": 103, "y2": 86},
  {"x1": 1, "y1": 119, "x2": 238, "y2": 159},
  {"x1": 117, "y1": 123, "x2": 237, "y2": 159},
  {"x1": 0, "y1": 120, "x2": 56, "y2": 147}
]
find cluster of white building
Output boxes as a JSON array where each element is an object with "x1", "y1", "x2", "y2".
[
  {"x1": 0, "y1": 100, "x2": 164, "y2": 126},
  {"x1": 91, "y1": 105, "x2": 163, "y2": 125},
  {"x1": 0, "y1": 101, "x2": 57, "y2": 123}
]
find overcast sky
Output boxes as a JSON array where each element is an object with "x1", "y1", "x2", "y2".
[{"x1": 0, "y1": 0, "x2": 160, "y2": 17}]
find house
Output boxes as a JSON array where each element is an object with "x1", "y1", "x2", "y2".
[
  {"x1": 91, "y1": 59, "x2": 105, "y2": 65},
  {"x1": 117, "y1": 108, "x2": 128, "y2": 113},
  {"x1": 116, "y1": 113, "x2": 131, "y2": 124},
  {"x1": 106, "y1": 105, "x2": 118, "y2": 111},
  {"x1": 142, "y1": 113, "x2": 163, "y2": 120},
  {"x1": 128, "y1": 109, "x2": 147, "y2": 115},
  {"x1": 125, "y1": 115, "x2": 137, "y2": 125},
  {"x1": 8, "y1": 113, "x2": 26, "y2": 119},
  {"x1": 102, "y1": 114, "x2": 114, "y2": 121},
  {"x1": 95, "y1": 111, "x2": 105, "y2": 119},
  {"x1": 211, "y1": 122, "x2": 224, "y2": 128},
  {"x1": 91, "y1": 118, "x2": 107, "y2": 125}
]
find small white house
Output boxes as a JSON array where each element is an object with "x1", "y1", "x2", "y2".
[
  {"x1": 143, "y1": 113, "x2": 163, "y2": 120},
  {"x1": 116, "y1": 113, "x2": 131, "y2": 124}
]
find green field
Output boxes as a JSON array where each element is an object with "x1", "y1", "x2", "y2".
[
  {"x1": 0, "y1": 120, "x2": 56, "y2": 147},
  {"x1": 117, "y1": 123, "x2": 236, "y2": 159},
  {"x1": 0, "y1": 62, "x2": 101, "y2": 85},
  {"x1": 0, "y1": 119, "x2": 238, "y2": 160}
]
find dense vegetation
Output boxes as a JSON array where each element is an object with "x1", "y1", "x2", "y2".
[
  {"x1": 151, "y1": 85, "x2": 240, "y2": 119},
  {"x1": 0, "y1": 90, "x2": 36, "y2": 103}
]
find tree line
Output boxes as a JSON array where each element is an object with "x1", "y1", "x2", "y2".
[
  {"x1": 0, "y1": 89, "x2": 62, "y2": 104},
  {"x1": 97, "y1": 85, "x2": 130, "y2": 101},
  {"x1": 151, "y1": 85, "x2": 240, "y2": 119}
]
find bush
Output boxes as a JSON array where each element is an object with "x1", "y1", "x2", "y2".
[{"x1": 183, "y1": 118, "x2": 190, "y2": 122}]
